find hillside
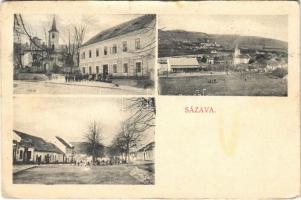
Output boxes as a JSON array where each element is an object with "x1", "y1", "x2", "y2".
[
  {"x1": 210, "y1": 34, "x2": 288, "y2": 49},
  {"x1": 159, "y1": 30, "x2": 209, "y2": 43},
  {"x1": 158, "y1": 30, "x2": 288, "y2": 57}
]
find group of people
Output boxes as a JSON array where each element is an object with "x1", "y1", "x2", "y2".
[
  {"x1": 74, "y1": 157, "x2": 126, "y2": 167},
  {"x1": 64, "y1": 74, "x2": 89, "y2": 82},
  {"x1": 64, "y1": 73, "x2": 112, "y2": 83},
  {"x1": 208, "y1": 78, "x2": 218, "y2": 84}
]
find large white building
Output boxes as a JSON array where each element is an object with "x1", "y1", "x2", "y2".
[{"x1": 79, "y1": 15, "x2": 156, "y2": 79}]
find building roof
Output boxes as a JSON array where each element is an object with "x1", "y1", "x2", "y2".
[
  {"x1": 14, "y1": 130, "x2": 64, "y2": 154},
  {"x1": 235, "y1": 54, "x2": 250, "y2": 59},
  {"x1": 169, "y1": 57, "x2": 200, "y2": 68},
  {"x1": 81, "y1": 14, "x2": 155, "y2": 47},
  {"x1": 137, "y1": 142, "x2": 155, "y2": 152},
  {"x1": 32, "y1": 36, "x2": 42, "y2": 41},
  {"x1": 158, "y1": 58, "x2": 168, "y2": 64},
  {"x1": 55, "y1": 136, "x2": 73, "y2": 148},
  {"x1": 71, "y1": 142, "x2": 108, "y2": 155},
  {"x1": 13, "y1": 131, "x2": 22, "y2": 143}
]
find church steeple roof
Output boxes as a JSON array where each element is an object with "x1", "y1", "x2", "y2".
[{"x1": 49, "y1": 16, "x2": 58, "y2": 32}]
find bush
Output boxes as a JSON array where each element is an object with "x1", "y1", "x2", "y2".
[
  {"x1": 16, "y1": 73, "x2": 49, "y2": 81},
  {"x1": 137, "y1": 79, "x2": 154, "y2": 89},
  {"x1": 272, "y1": 68, "x2": 288, "y2": 78}
]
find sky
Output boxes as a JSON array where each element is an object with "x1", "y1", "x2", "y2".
[
  {"x1": 14, "y1": 97, "x2": 154, "y2": 146},
  {"x1": 19, "y1": 14, "x2": 144, "y2": 45},
  {"x1": 18, "y1": 14, "x2": 288, "y2": 45},
  {"x1": 159, "y1": 15, "x2": 288, "y2": 42}
]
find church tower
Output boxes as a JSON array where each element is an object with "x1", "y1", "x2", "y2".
[
  {"x1": 48, "y1": 16, "x2": 59, "y2": 50},
  {"x1": 234, "y1": 44, "x2": 240, "y2": 57},
  {"x1": 233, "y1": 44, "x2": 241, "y2": 65}
]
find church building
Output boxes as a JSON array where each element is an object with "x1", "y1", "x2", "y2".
[
  {"x1": 49, "y1": 17, "x2": 59, "y2": 51},
  {"x1": 45, "y1": 16, "x2": 63, "y2": 71},
  {"x1": 233, "y1": 45, "x2": 250, "y2": 65},
  {"x1": 16, "y1": 16, "x2": 63, "y2": 73}
]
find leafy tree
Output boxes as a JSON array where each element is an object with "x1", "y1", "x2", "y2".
[
  {"x1": 272, "y1": 68, "x2": 288, "y2": 78},
  {"x1": 201, "y1": 56, "x2": 207, "y2": 63}
]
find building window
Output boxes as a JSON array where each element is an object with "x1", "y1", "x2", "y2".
[
  {"x1": 52, "y1": 33, "x2": 55, "y2": 38},
  {"x1": 112, "y1": 44, "x2": 117, "y2": 54},
  {"x1": 19, "y1": 150, "x2": 23, "y2": 159},
  {"x1": 135, "y1": 38, "x2": 140, "y2": 50},
  {"x1": 96, "y1": 49, "x2": 99, "y2": 57},
  {"x1": 113, "y1": 64, "x2": 117, "y2": 73},
  {"x1": 96, "y1": 66, "x2": 99, "y2": 74},
  {"x1": 83, "y1": 67, "x2": 86, "y2": 74},
  {"x1": 123, "y1": 63, "x2": 128, "y2": 73},
  {"x1": 81, "y1": 52, "x2": 85, "y2": 59},
  {"x1": 136, "y1": 62, "x2": 142, "y2": 73},
  {"x1": 104, "y1": 46, "x2": 107, "y2": 55},
  {"x1": 122, "y1": 41, "x2": 127, "y2": 52},
  {"x1": 89, "y1": 66, "x2": 92, "y2": 74},
  {"x1": 89, "y1": 50, "x2": 92, "y2": 58}
]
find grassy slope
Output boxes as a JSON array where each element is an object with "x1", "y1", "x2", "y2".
[
  {"x1": 159, "y1": 30, "x2": 288, "y2": 57},
  {"x1": 159, "y1": 73, "x2": 287, "y2": 96}
]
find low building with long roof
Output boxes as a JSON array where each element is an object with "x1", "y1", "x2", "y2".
[
  {"x1": 168, "y1": 57, "x2": 200, "y2": 73},
  {"x1": 13, "y1": 130, "x2": 64, "y2": 164}
]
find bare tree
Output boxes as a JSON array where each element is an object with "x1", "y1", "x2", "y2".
[
  {"x1": 13, "y1": 14, "x2": 24, "y2": 69},
  {"x1": 110, "y1": 119, "x2": 143, "y2": 163},
  {"x1": 73, "y1": 24, "x2": 86, "y2": 69},
  {"x1": 110, "y1": 98, "x2": 155, "y2": 162},
  {"x1": 84, "y1": 120, "x2": 104, "y2": 163},
  {"x1": 126, "y1": 97, "x2": 156, "y2": 132},
  {"x1": 14, "y1": 14, "x2": 52, "y2": 70}
]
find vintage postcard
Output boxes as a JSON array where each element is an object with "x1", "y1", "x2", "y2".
[{"x1": 1, "y1": 1, "x2": 300, "y2": 199}]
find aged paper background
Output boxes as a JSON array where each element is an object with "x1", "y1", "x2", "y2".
[{"x1": 1, "y1": 1, "x2": 300, "y2": 198}]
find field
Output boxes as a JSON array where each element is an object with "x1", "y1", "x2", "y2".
[
  {"x1": 159, "y1": 72, "x2": 287, "y2": 96},
  {"x1": 13, "y1": 164, "x2": 154, "y2": 184}
]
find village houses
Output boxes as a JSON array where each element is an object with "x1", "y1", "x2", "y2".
[
  {"x1": 79, "y1": 15, "x2": 155, "y2": 80},
  {"x1": 129, "y1": 141, "x2": 155, "y2": 162},
  {"x1": 13, "y1": 130, "x2": 74, "y2": 164},
  {"x1": 51, "y1": 136, "x2": 75, "y2": 163}
]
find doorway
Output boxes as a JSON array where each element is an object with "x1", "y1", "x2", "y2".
[{"x1": 103, "y1": 64, "x2": 108, "y2": 78}]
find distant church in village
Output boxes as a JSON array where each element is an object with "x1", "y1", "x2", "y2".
[
  {"x1": 45, "y1": 16, "x2": 63, "y2": 72},
  {"x1": 233, "y1": 45, "x2": 250, "y2": 65},
  {"x1": 15, "y1": 16, "x2": 65, "y2": 73},
  {"x1": 48, "y1": 17, "x2": 60, "y2": 51}
]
